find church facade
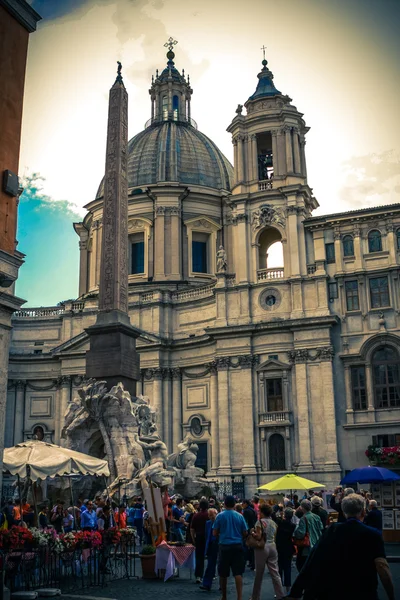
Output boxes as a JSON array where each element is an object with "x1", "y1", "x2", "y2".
[{"x1": 6, "y1": 47, "x2": 400, "y2": 495}]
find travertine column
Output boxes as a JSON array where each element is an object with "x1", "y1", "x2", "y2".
[
  {"x1": 233, "y1": 139, "x2": 238, "y2": 185},
  {"x1": 240, "y1": 362, "x2": 257, "y2": 472},
  {"x1": 209, "y1": 364, "x2": 219, "y2": 471},
  {"x1": 78, "y1": 240, "x2": 88, "y2": 297},
  {"x1": 353, "y1": 225, "x2": 362, "y2": 270},
  {"x1": 294, "y1": 360, "x2": 312, "y2": 468},
  {"x1": 170, "y1": 207, "x2": 181, "y2": 278},
  {"x1": 236, "y1": 215, "x2": 249, "y2": 283},
  {"x1": 217, "y1": 358, "x2": 231, "y2": 473},
  {"x1": 13, "y1": 380, "x2": 25, "y2": 444},
  {"x1": 320, "y1": 359, "x2": 340, "y2": 466},
  {"x1": 293, "y1": 128, "x2": 301, "y2": 174},
  {"x1": 162, "y1": 370, "x2": 172, "y2": 449},
  {"x1": 237, "y1": 136, "x2": 244, "y2": 183},
  {"x1": 152, "y1": 369, "x2": 163, "y2": 436},
  {"x1": 250, "y1": 134, "x2": 258, "y2": 181},
  {"x1": 288, "y1": 208, "x2": 300, "y2": 276},
  {"x1": 154, "y1": 206, "x2": 166, "y2": 278},
  {"x1": 172, "y1": 368, "x2": 182, "y2": 449},
  {"x1": 334, "y1": 230, "x2": 343, "y2": 272},
  {"x1": 344, "y1": 365, "x2": 354, "y2": 425},
  {"x1": 277, "y1": 129, "x2": 286, "y2": 176},
  {"x1": 284, "y1": 126, "x2": 294, "y2": 173},
  {"x1": 58, "y1": 376, "x2": 71, "y2": 446},
  {"x1": 300, "y1": 137, "x2": 307, "y2": 179},
  {"x1": 365, "y1": 363, "x2": 376, "y2": 422},
  {"x1": 386, "y1": 224, "x2": 397, "y2": 265},
  {"x1": 271, "y1": 130, "x2": 279, "y2": 176}
]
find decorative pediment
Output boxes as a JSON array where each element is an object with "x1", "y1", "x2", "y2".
[
  {"x1": 256, "y1": 358, "x2": 292, "y2": 372},
  {"x1": 184, "y1": 215, "x2": 221, "y2": 231},
  {"x1": 128, "y1": 216, "x2": 153, "y2": 233}
]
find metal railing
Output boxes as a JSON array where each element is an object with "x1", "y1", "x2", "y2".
[
  {"x1": 3, "y1": 542, "x2": 138, "y2": 593},
  {"x1": 257, "y1": 268, "x2": 284, "y2": 281},
  {"x1": 144, "y1": 116, "x2": 198, "y2": 129}
]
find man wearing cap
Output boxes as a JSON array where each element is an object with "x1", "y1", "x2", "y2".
[
  {"x1": 311, "y1": 496, "x2": 328, "y2": 529},
  {"x1": 213, "y1": 495, "x2": 248, "y2": 600}
]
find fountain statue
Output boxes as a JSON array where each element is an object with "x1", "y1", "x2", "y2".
[{"x1": 61, "y1": 380, "x2": 208, "y2": 499}]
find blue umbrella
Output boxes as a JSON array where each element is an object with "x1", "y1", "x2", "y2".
[{"x1": 341, "y1": 466, "x2": 400, "y2": 485}]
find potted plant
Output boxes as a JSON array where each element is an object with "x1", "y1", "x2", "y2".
[{"x1": 139, "y1": 544, "x2": 157, "y2": 579}]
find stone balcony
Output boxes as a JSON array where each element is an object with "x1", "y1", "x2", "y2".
[
  {"x1": 258, "y1": 180, "x2": 273, "y2": 191},
  {"x1": 258, "y1": 411, "x2": 292, "y2": 427},
  {"x1": 257, "y1": 268, "x2": 284, "y2": 281}
]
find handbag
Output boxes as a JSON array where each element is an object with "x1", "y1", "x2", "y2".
[
  {"x1": 246, "y1": 519, "x2": 267, "y2": 550},
  {"x1": 293, "y1": 515, "x2": 310, "y2": 548}
]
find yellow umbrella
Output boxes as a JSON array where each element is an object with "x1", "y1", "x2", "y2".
[{"x1": 258, "y1": 473, "x2": 325, "y2": 492}]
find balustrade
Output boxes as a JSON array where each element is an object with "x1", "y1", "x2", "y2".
[{"x1": 257, "y1": 268, "x2": 284, "y2": 281}]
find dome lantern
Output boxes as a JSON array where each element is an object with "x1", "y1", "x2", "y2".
[{"x1": 147, "y1": 38, "x2": 194, "y2": 128}]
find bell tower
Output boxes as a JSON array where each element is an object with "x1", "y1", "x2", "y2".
[
  {"x1": 227, "y1": 51, "x2": 310, "y2": 195},
  {"x1": 224, "y1": 51, "x2": 319, "y2": 316}
]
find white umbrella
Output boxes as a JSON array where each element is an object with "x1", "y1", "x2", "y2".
[{"x1": 3, "y1": 439, "x2": 110, "y2": 481}]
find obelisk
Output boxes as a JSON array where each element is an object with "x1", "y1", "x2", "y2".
[{"x1": 85, "y1": 63, "x2": 140, "y2": 396}]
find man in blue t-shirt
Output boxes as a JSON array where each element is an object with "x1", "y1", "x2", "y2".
[
  {"x1": 171, "y1": 497, "x2": 186, "y2": 542},
  {"x1": 213, "y1": 495, "x2": 248, "y2": 600}
]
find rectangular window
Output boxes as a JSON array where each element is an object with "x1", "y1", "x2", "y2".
[
  {"x1": 192, "y1": 232, "x2": 209, "y2": 273},
  {"x1": 131, "y1": 232, "x2": 145, "y2": 274},
  {"x1": 266, "y1": 378, "x2": 283, "y2": 412},
  {"x1": 325, "y1": 243, "x2": 335, "y2": 263},
  {"x1": 372, "y1": 434, "x2": 400, "y2": 447},
  {"x1": 328, "y1": 282, "x2": 338, "y2": 300},
  {"x1": 369, "y1": 276, "x2": 390, "y2": 308},
  {"x1": 345, "y1": 280, "x2": 360, "y2": 311},
  {"x1": 351, "y1": 366, "x2": 367, "y2": 410}
]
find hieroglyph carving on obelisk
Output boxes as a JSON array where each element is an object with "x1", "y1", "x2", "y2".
[{"x1": 99, "y1": 64, "x2": 129, "y2": 314}]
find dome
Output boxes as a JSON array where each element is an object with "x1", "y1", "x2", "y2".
[{"x1": 96, "y1": 121, "x2": 233, "y2": 198}]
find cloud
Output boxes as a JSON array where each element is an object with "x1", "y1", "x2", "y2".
[
  {"x1": 339, "y1": 150, "x2": 400, "y2": 209},
  {"x1": 16, "y1": 174, "x2": 80, "y2": 306}
]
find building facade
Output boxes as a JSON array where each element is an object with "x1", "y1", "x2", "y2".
[
  {"x1": 6, "y1": 48, "x2": 400, "y2": 494},
  {"x1": 0, "y1": 0, "x2": 41, "y2": 490}
]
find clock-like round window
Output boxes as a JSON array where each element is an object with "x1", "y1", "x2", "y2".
[
  {"x1": 190, "y1": 417, "x2": 203, "y2": 437},
  {"x1": 259, "y1": 288, "x2": 282, "y2": 311}
]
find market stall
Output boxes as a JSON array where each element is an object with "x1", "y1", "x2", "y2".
[{"x1": 341, "y1": 466, "x2": 400, "y2": 542}]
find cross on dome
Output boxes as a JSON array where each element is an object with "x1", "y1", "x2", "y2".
[
  {"x1": 164, "y1": 37, "x2": 178, "y2": 52},
  {"x1": 261, "y1": 45, "x2": 267, "y2": 61}
]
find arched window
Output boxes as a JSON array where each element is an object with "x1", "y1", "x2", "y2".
[
  {"x1": 162, "y1": 96, "x2": 168, "y2": 120},
  {"x1": 173, "y1": 95, "x2": 179, "y2": 121},
  {"x1": 258, "y1": 227, "x2": 283, "y2": 274},
  {"x1": 368, "y1": 230, "x2": 382, "y2": 253},
  {"x1": 372, "y1": 346, "x2": 400, "y2": 408},
  {"x1": 268, "y1": 434, "x2": 286, "y2": 471},
  {"x1": 396, "y1": 228, "x2": 400, "y2": 251},
  {"x1": 342, "y1": 235, "x2": 354, "y2": 257}
]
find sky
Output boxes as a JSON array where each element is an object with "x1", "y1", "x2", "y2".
[{"x1": 16, "y1": 0, "x2": 400, "y2": 306}]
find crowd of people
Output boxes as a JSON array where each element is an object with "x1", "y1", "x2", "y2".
[{"x1": 0, "y1": 486, "x2": 395, "y2": 600}]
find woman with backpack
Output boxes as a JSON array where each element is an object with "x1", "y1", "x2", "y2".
[{"x1": 249, "y1": 504, "x2": 285, "y2": 600}]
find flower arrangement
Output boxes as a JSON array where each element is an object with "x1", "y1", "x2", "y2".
[
  {"x1": 119, "y1": 527, "x2": 136, "y2": 542},
  {"x1": 365, "y1": 445, "x2": 400, "y2": 465},
  {"x1": 101, "y1": 527, "x2": 121, "y2": 546},
  {"x1": 8, "y1": 526, "x2": 33, "y2": 549},
  {"x1": 59, "y1": 531, "x2": 77, "y2": 551},
  {"x1": 74, "y1": 530, "x2": 102, "y2": 549},
  {"x1": 30, "y1": 527, "x2": 58, "y2": 547}
]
